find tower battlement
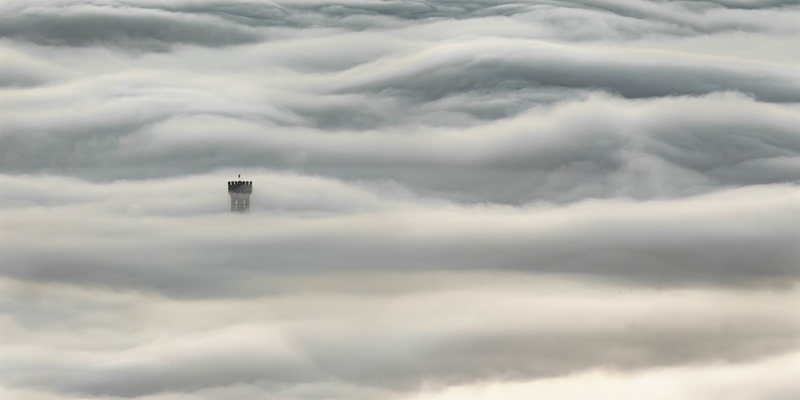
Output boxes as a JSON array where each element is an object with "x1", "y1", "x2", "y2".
[{"x1": 228, "y1": 180, "x2": 253, "y2": 194}]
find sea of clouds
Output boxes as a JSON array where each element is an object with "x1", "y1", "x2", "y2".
[{"x1": 1, "y1": 1, "x2": 798, "y2": 399}]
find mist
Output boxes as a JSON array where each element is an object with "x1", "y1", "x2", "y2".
[{"x1": 1, "y1": 1, "x2": 798, "y2": 399}]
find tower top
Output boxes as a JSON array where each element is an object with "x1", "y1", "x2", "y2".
[{"x1": 228, "y1": 180, "x2": 253, "y2": 193}]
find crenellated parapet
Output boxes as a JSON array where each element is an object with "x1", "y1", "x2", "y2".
[{"x1": 228, "y1": 180, "x2": 253, "y2": 194}]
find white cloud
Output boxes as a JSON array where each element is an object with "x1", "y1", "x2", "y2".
[
  {"x1": 409, "y1": 351, "x2": 800, "y2": 400},
  {"x1": 1, "y1": 1, "x2": 798, "y2": 398}
]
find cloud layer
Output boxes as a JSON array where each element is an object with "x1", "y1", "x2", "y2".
[{"x1": 1, "y1": 0, "x2": 798, "y2": 399}]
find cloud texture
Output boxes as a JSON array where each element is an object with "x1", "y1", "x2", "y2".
[{"x1": 1, "y1": 1, "x2": 798, "y2": 399}]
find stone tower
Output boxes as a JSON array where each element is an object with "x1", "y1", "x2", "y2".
[{"x1": 228, "y1": 178, "x2": 252, "y2": 212}]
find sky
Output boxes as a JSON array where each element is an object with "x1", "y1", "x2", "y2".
[{"x1": 1, "y1": 0, "x2": 798, "y2": 399}]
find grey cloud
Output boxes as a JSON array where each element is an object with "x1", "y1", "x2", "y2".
[
  {"x1": 0, "y1": 2, "x2": 264, "y2": 50},
  {"x1": 2, "y1": 18, "x2": 796, "y2": 203},
  {"x1": 2, "y1": 0, "x2": 794, "y2": 53},
  {"x1": 327, "y1": 40, "x2": 798, "y2": 103},
  {"x1": 0, "y1": 43, "x2": 77, "y2": 88},
  {"x1": 700, "y1": 0, "x2": 800, "y2": 9},
  {"x1": 548, "y1": 0, "x2": 774, "y2": 34},
  {"x1": 3, "y1": 93, "x2": 795, "y2": 203}
]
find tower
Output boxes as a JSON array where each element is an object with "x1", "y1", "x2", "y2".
[{"x1": 228, "y1": 178, "x2": 252, "y2": 212}]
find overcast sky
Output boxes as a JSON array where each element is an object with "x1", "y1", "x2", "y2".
[{"x1": 1, "y1": 1, "x2": 798, "y2": 399}]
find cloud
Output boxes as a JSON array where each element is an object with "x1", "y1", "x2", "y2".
[
  {"x1": 1, "y1": 1, "x2": 798, "y2": 399},
  {"x1": 2, "y1": 274, "x2": 797, "y2": 397},
  {"x1": 3, "y1": 92, "x2": 796, "y2": 203},
  {"x1": 410, "y1": 351, "x2": 800, "y2": 400},
  {"x1": 327, "y1": 39, "x2": 798, "y2": 103},
  {"x1": 703, "y1": 0, "x2": 799, "y2": 9},
  {"x1": 0, "y1": 44, "x2": 78, "y2": 87},
  {"x1": 0, "y1": 1, "x2": 265, "y2": 50},
  {"x1": 2, "y1": 173, "x2": 797, "y2": 297},
  {"x1": 3, "y1": 0, "x2": 796, "y2": 52}
]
